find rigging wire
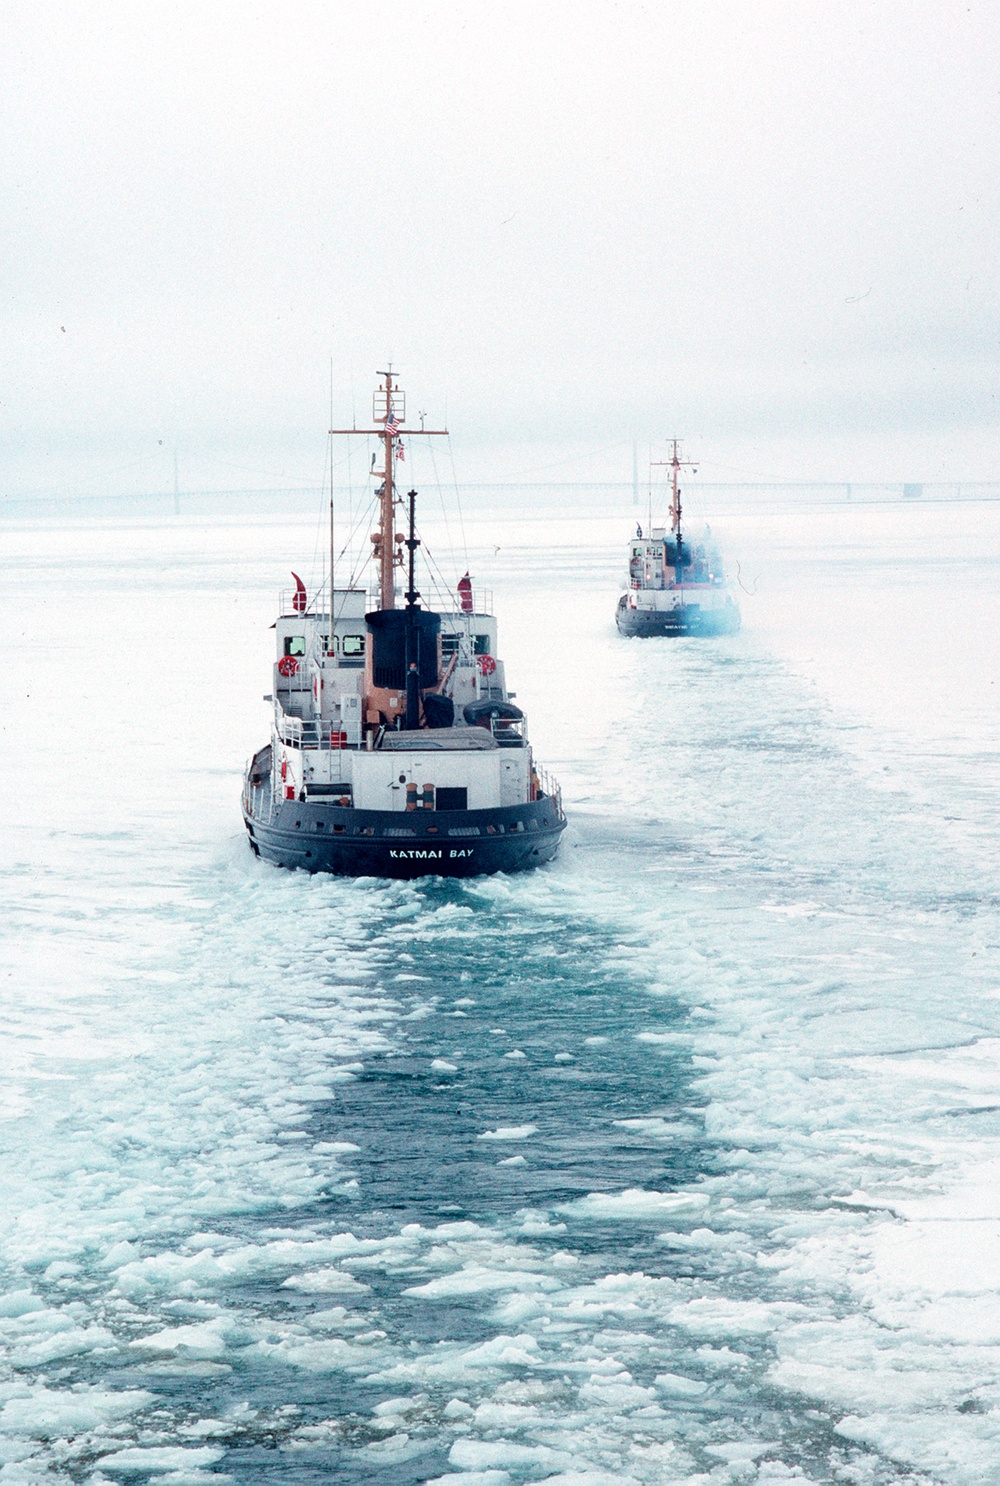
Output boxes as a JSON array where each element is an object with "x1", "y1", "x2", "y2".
[
  {"x1": 444, "y1": 437, "x2": 469, "y2": 571},
  {"x1": 421, "y1": 435, "x2": 457, "y2": 581}
]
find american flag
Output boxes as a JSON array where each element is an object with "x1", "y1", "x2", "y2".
[
  {"x1": 395, "y1": 442, "x2": 405, "y2": 461},
  {"x1": 385, "y1": 412, "x2": 401, "y2": 435}
]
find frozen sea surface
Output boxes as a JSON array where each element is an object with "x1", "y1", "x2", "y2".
[{"x1": 2, "y1": 495, "x2": 1000, "y2": 1484}]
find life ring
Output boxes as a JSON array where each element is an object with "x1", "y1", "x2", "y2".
[
  {"x1": 477, "y1": 654, "x2": 497, "y2": 676},
  {"x1": 278, "y1": 655, "x2": 298, "y2": 677}
]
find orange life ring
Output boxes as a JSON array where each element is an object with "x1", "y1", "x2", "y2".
[
  {"x1": 278, "y1": 655, "x2": 298, "y2": 677},
  {"x1": 477, "y1": 654, "x2": 497, "y2": 676}
]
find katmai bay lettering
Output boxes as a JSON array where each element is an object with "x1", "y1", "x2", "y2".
[{"x1": 388, "y1": 848, "x2": 475, "y2": 860}]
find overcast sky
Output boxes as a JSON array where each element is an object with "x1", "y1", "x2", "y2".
[{"x1": 4, "y1": 0, "x2": 999, "y2": 496}]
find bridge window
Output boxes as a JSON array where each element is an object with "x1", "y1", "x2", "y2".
[
  {"x1": 342, "y1": 634, "x2": 365, "y2": 657},
  {"x1": 284, "y1": 635, "x2": 306, "y2": 657},
  {"x1": 473, "y1": 634, "x2": 490, "y2": 656}
]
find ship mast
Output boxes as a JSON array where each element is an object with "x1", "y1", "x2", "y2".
[
  {"x1": 652, "y1": 440, "x2": 698, "y2": 551},
  {"x1": 330, "y1": 369, "x2": 448, "y2": 611}
]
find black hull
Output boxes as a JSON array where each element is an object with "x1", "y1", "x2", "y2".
[
  {"x1": 242, "y1": 784, "x2": 565, "y2": 879},
  {"x1": 616, "y1": 595, "x2": 740, "y2": 638}
]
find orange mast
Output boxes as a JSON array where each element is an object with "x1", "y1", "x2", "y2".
[{"x1": 330, "y1": 369, "x2": 448, "y2": 611}]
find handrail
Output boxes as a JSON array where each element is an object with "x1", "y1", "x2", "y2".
[
  {"x1": 534, "y1": 762, "x2": 564, "y2": 818},
  {"x1": 276, "y1": 717, "x2": 359, "y2": 752}
]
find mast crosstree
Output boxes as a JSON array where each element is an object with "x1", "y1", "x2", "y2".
[{"x1": 330, "y1": 369, "x2": 448, "y2": 610}]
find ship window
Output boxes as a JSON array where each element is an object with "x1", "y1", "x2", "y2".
[
  {"x1": 436, "y1": 787, "x2": 468, "y2": 812},
  {"x1": 473, "y1": 634, "x2": 490, "y2": 655},
  {"x1": 342, "y1": 634, "x2": 365, "y2": 657},
  {"x1": 284, "y1": 635, "x2": 306, "y2": 657}
]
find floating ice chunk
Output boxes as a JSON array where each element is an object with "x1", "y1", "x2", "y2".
[
  {"x1": 129, "y1": 1320, "x2": 231, "y2": 1360},
  {"x1": 43, "y1": 1261, "x2": 80, "y2": 1281},
  {"x1": 373, "y1": 1394, "x2": 426, "y2": 1417},
  {"x1": 282, "y1": 1268, "x2": 370, "y2": 1294},
  {"x1": 503, "y1": 1049, "x2": 527, "y2": 1060},
  {"x1": 14, "y1": 1325, "x2": 117, "y2": 1365},
  {"x1": 442, "y1": 1398, "x2": 474, "y2": 1419},
  {"x1": 404, "y1": 1267, "x2": 560, "y2": 1298},
  {"x1": 113, "y1": 1234, "x2": 395, "y2": 1297},
  {"x1": 362, "y1": 1429, "x2": 414, "y2": 1456},
  {"x1": 654, "y1": 1372, "x2": 709, "y2": 1397},
  {"x1": 704, "y1": 1440, "x2": 780, "y2": 1463},
  {"x1": 252, "y1": 1335, "x2": 365, "y2": 1371},
  {"x1": 0, "y1": 1387, "x2": 152, "y2": 1439},
  {"x1": 473, "y1": 1400, "x2": 538, "y2": 1427},
  {"x1": 100, "y1": 1242, "x2": 141, "y2": 1269},
  {"x1": 448, "y1": 1439, "x2": 575, "y2": 1472},
  {"x1": 312, "y1": 1141, "x2": 361, "y2": 1154},
  {"x1": 670, "y1": 1296, "x2": 805, "y2": 1337},
  {"x1": 303, "y1": 1307, "x2": 369, "y2": 1331},
  {"x1": 372, "y1": 1332, "x2": 543, "y2": 1383},
  {"x1": 559, "y1": 1189, "x2": 708, "y2": 1218},
  {"x1": 578, "y1": 1376, "x2": 656, "y2": 1408},
  {"x1": 499, "y1": 1155, "x2": 526, "y2": 1166},
  {"x1": 477, "y1": 1125, "x2": 537, "y2": 1141},
  {"x1": 432, "y1": 1060, "x2": 458, "y2": 1072},
  {"x1": 517, "y1": 1212, "x2": 567, "y2": 1235},
  {"x1": 554, "y1": 1053, "x2": 574, "y2": 1062},
  {"x1": 96, "y1": 1445, "x2": 225, "y2": 1473},
  {"x1": 696, "y1": 1345, "x2": 751, "y2": 1369},
  {"x1": 178, "y1": 1404, "x2": 256, "y2": 1438},
  {"x1": 658, "y1": 1226, "x2": 747, "y2": 1251}
]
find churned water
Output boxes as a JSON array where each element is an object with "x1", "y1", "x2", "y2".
[{"x1": 2, "y1": 493, "x2": 1000, "y2": 1484}]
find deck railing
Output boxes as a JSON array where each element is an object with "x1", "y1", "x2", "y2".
[
  {"x1": 535, "y1": 762, "x2": 564, "y2": 818},
  {"x1": 275, "y1": 717, "x2": 359, "y2": 751}
]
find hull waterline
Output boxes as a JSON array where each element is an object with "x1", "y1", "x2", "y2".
[{"x1": 243, "y1": 786, "x2": 565, "y2": 878}]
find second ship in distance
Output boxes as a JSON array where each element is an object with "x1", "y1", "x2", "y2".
[{"x1": 617, "y1": 441, "x2": 740, "y2": 637}]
